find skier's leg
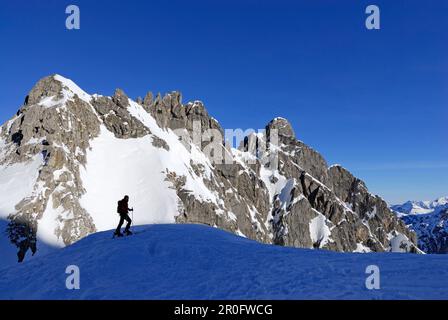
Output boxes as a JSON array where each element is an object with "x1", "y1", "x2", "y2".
[
  {"x1": 115, "y1": 215, "x2": 125, "y2": 234},
  {"x1": 124, "y1": 214, "x2": 132, "y2": 232}
]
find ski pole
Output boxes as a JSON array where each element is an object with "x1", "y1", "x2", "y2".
[{"x1": 131, "y1": 209, "x2": 134, "y2": 230}]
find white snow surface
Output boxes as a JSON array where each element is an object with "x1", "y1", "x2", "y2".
[
  {"x1": 1, "y1": 224, "x2": 447, "y2": 300},
  {"x1": 309, "y1": 211, "x2": 332, "y2": 248},
  {"x1": 38, "y1": 75, "x2": 93, "y2": 110},
  {"x1": 0, "y1": 155, "x2": 43, "y2": 219},
  {"x1": 37, "y1": 195, "x2": 67, "y2": 247},
  {"x1": 260, "y1": 167, "x2": 288, "y2": 201},
  {"x1": 389, "y1": 233, "x2": 415, "y2": 253},
  {"x1": 54, "y1": 74, "x2": 92, "y2": 104},
  {"x1": 354, "y1": 243, "x2": 372, "y2": 253},
  {"x1": 79, "y1": 127, "x2": 180, "y2": 231}
]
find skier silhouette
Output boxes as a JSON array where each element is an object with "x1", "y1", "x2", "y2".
[{"x1": 114, "y1": 195, "x2": 133, "y2": 237}]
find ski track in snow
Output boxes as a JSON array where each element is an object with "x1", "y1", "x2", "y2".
[{"x1": 1, "y1": 224, "x2": 447, "y2": 300}]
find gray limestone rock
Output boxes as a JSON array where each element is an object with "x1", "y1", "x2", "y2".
[
  {"x1": 91, "y1": 96, "x2": 150, "y2": 138},
  {"x1": 24, "y1": 75, "x2": 63, "y2": 106}
]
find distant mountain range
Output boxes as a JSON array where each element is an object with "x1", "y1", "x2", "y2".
[{"x1": 392, "y1": 197, "x2": 448, "y2": 254}]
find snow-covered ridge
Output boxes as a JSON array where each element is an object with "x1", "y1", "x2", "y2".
[{"x1": 1, "y1": 224, "x2": 446, "y2": 300}]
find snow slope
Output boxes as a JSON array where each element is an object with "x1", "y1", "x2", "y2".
[
  {"x1": 78, "y1": 99, "x2": 221, "y2": 231},
  {"x1": 0, "y1": 155, "x2": 43, "y2": 219},
  {"x1": 1, "y1": 224, "x2": 447, "y2": 300},
  {"x1": 78, "y1": 127, "x2": 179, "y2": 231}
]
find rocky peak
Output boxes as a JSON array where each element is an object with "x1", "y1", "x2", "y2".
[
  {"x1": 24, "y1": 75, "x2": 63, "y2": 106},
  {"x1": 141, "y1": 91, "x2": 154, "y2": 112},
  {"x1": 146, "y1": 91, "x2": 223, "y2": 140},
  {"x1": 163, "y1": 91, "x2": 182, "y2": 108},
  {"x1": 266, "y1": 117, "x2": 295, "y2": 140},
  {"x1": 143, "y1": 91, "x2": 153, "y2": 106}
]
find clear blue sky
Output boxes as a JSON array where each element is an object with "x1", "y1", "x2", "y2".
[{"x1": 0, "y1": 0, "x2": 446, "y2": 204}]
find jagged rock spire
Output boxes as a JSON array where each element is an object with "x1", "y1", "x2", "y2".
[{"x1": 112, "y1": 88, "x2": 130, "y2": 108}]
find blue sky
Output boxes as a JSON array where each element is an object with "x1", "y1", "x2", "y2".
[{"x1": 0, "y1": 0, "x2": 446, "y2": 203}]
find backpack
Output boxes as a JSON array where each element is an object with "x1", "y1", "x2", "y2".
[{"x1": 117, "y1": 200, "x2": 127, "y2": 215}]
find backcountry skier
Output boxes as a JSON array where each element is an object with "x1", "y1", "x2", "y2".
[{"x1": 114, "y1": 195, "x2": 134, "y2": 237}]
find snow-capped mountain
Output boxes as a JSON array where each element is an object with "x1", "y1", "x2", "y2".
[
  {"x1": 0, "y1": 75, "x2": 419, "y2": 265},
  {"x1": 392, "y1": 197, "x2": 448, "y2": 253},
  {"x1": 391, "y1": 197, "x2": 448, "y2": 217}
]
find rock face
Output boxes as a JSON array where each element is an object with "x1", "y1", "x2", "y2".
[
  {"x1": 1, "y1": 76, "x2": 104, "y2": 261},
  {"x1": 0, "y1": 75, "x2": 420, "y2": 263},
  {"x1": 235, "y1": 121, "x2": 418, "y2": 253},
  {"x1": 91, "y1": 93, "x2": 149, "y2": 139},
  {"x1": 392, "y1": 197, "x2": 448, "y2": 253}
]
